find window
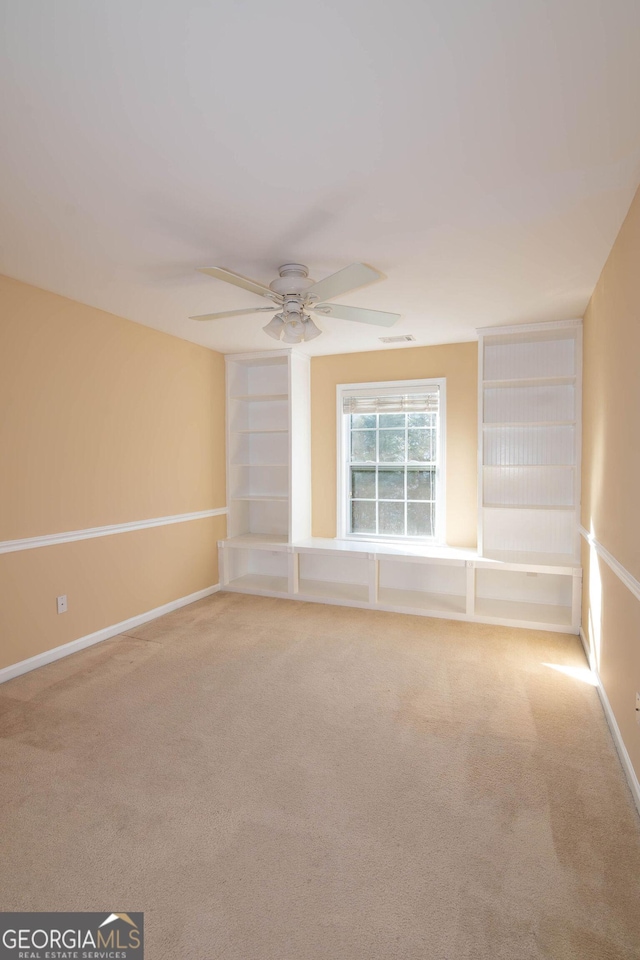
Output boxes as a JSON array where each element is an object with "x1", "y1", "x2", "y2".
[{"x1": 337, "y1": 379, "x2": 445, "y2": 542}]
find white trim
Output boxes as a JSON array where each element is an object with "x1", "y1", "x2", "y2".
[
  {"x1": 579, "y1": 628, "x2": 640, "y2": 817},
  {"x1": 0, "y1": 585, "x2": 220, "y2": 686},
  {"x1": 224, "y1": 347, "x2": 305, "y2": 363},
  {"x1": 477, "y1": 318, "x2": 582, "y2": 338},
  {"x1": 336, "y1": 377, "x2": 446, "y2": 544},
  {"x1": 477, "y1": 331, "x2": 485, "y2": 556},
  {"x1": 573, "y1": 327, "x2": 583, "y2": 561},
  {"x1": 0, "y1": 508, "x2": 228, "y2": 556},
  {"x1": 579, "y1": 526, "x2": 640, "y2": 604}
]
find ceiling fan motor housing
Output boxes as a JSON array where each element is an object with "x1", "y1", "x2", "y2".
[
  {"x1": 269, "y1": 263, "x2": 315, "y2": 296},
  {"x1": 283, "y1": 297, "x2": 304, "y2": 317}
]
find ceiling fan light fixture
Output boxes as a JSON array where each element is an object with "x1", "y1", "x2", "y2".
[
  {"x1": 281, "y1": 317, "x2": 306, "y2": 344},
  {"x1": 302, "y1": 317, "x2": 322, "y2": 341},
  {"x1": 262, "y1": 313, "x2": 285, "y2": 340}
]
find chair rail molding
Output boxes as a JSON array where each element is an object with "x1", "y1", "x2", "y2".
[
  {"x1": 0, "y1": 507, "x2": 228, "y2": 555},
  {"x1": 579, "y1": 525, "x2": 640, "y2": 604}
]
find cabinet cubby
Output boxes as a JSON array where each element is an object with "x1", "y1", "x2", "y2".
[
  {"x1": 475, "y1": 567, "x2": 574, "y2": 628},
  {"x1": 226, "y1": 356, "x2": 289, "y2": 397},
  {"x1": 224, "y1": 545, "x2": 290, "y2": 596},
  {"x1": 483, "y1": 383, "x2": 575, "y2": 423},
  {"x1": 482, "y1": 333, "x2": 576, "y2": 381},
  {"x1": 482, "y1": 506, "x2": 576, "y2": 557},
  {"x1": 482, "y1": 465, "x2": 574, "y2": 507},
  {"x1": 377, "y1": 557, "x2": 467, "y2": 615},
  {"x1": 230, "y1": 464, "x2": 289, "y2": 500},
  {"x1": 297, "y1": 552, "x2": 370, "y2": 605},
  {"x1": 483, "y1": 424, "x2": 575, "y2": 466},
  {"x1": 229, "y1": 431, "x2": 289, "y2": 467},
  {"x1": 229, "y1": 398, "x2": 289, "y2": 433}
]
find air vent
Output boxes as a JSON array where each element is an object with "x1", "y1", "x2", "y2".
[{"x1": 379, "y1": 334, "x2": 416, "y2": 343}]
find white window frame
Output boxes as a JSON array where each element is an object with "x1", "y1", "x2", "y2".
[{"x1": 336, "y1": 378, "x2": 446, "y2": 544}]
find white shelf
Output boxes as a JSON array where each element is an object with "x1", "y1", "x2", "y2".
[
  {"x1": 227, "y1": 573, "x2": 288, "y2": 595},
  {"x1": 483, "y1": 376, "x2": 575, "y2": 388},
  {"x1": 480, "y1": 549, "x2": 579, "y2": 569},
  {"x1": 232, "y1": 495, "x2": 288, "y2": 502},
  {"x1": 230, "y1": 393, "x2": 288, "y2": 402},
  {"x1": 483, "y1": 503, "x2": 575, "y2": 511},
  {"x1": 297, "y1": 579, "x2": 369, "y2": 603},
  {"x1": 474, "y1": 597, "x2": 572, "y2": 627},
  {"x1": 483, "y1": 420, "x2": 575, "y2": 428},
  {"x1": 225, "y1": 533, "x2": 289, "y2": 547},
  {"x1": 234, "y1": 428, "x2": 289, "y2": 434},
  {"x1": 230, "y1": 354, "x2": 289, "y2": 367},
  {"x1": 377, "y1": 587, "x2": 466, "y2": 614}
]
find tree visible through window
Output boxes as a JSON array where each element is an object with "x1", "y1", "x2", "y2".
[{"x1": 339, "y1": 381, "x2": 444, "y2": 541}]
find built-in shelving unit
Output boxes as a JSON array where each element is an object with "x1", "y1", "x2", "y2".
[
  {"x1": 225, "y1": 349, "x2": 311, "y2": 543},
  {"x1": 219, "y1": 332, "x2": 583, "y2": 636},
  {"x1": 218, "y1": 537, "x2": 581, "y2": 633},
  {"x1": 478, "y1": 320, "x2": 582, "y2": 566}
]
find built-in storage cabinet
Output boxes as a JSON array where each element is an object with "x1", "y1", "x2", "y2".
[
  {"x1": 219, "y1": 538, "x2": 581, "y2": 633},
  {"x1": 219, "y1": 327, "x2": 582, "y2": 636},
  {"x1": 225, "y1": 350, "x2": 311, "y2": 543},
  {"x1": 478, "y1": 321, "x2": 582, "y2": 565}
]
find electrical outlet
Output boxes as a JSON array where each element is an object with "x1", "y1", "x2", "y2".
[
  {"x1": 56, "y1": 595, "x2": 67, "y2": 614},
  {"x1": 636, "y1": 692, "x2": 640, "y2": 727}
]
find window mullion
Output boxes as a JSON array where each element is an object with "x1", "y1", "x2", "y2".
[
  {"x1": 404, "y1": 412, "x2": 408, "y2": 537},
  {"x1": 375, "y1": 413, "x2": 379, "y2": 536}
]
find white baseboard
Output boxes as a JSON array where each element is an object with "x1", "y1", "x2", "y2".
[
  {"x1": 0, "y1": 584, "x2": 220, "y2": 686},
  {"x1": 580, "y1": 627, "x2": 640, "y2": 816}
]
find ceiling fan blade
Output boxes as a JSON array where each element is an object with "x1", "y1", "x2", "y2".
[
  {"x1": 313, "y1": 303, "x2": 401, "y2": 327},
  {"x1": 198, "y1": 266, "x2": 275, "y2": 299},
  {"x1": 306, "y1": 263, "x2": 382, "y2": 303},
  {"x1": 190, "y1": 306, "x2": 276, "y2": 321}
]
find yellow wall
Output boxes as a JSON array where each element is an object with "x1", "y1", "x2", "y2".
[
  {"x1": 311, "y1": 342, "x2": 478, "y2": 547},
  {"x1": 581, "y1": 184, "x2": 640, "y2": 781},
  {"x1": 0, "y1": 275, "x2": 226, "y2": 671}
]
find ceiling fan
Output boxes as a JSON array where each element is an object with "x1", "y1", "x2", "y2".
[{"x1": 190, "y1": 262, "x2": 401, "y2": 343}]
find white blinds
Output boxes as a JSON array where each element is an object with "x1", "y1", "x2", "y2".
[{"x1": 342, "y1": 390, "x2": 439, "y2": 415}]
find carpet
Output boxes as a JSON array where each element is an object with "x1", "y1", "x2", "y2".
[{"x1": 1, "y1": 592, "x2": 639, "y2": 959}]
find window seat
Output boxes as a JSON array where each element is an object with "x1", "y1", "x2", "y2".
[{"x1": 219, "y1": 536, "x2": 581, "y2": 634}]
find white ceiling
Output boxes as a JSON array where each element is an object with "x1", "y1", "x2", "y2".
[{"x1": 1, "y1": 0, "x2": 640, "y2": 357}]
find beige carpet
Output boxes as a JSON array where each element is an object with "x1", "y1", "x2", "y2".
[{"x1": 1, "y1": 592, "x2": 640, "y2": 959}]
